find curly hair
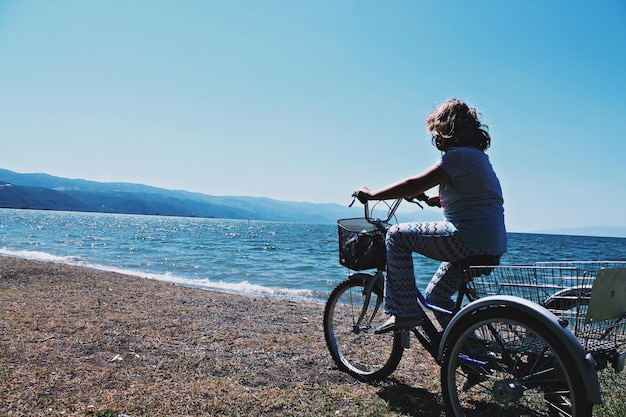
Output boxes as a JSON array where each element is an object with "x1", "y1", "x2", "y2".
[{"x1": 425, "y1": 98, "x2": 491, "y2": 151}]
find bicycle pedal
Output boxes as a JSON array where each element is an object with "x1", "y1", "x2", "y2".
[
  {"x1": 613, "y1": 351, "x2": 626, "y2": 373},
  {"x1": 400, "y1": 329, "x2": 411, "y2": 348}
]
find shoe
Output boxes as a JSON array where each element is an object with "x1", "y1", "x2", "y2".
[
  {"x1": 461, "y1": 339, "x2": 499, "y2": 367},
  {"x1": 459, "y1": 337, "x2": 495, "y2": 391},
  {"x1": 462, "y1": 371, "x2": 488, "y2": 391},
  {"x1": 374, "y1": 315, "x2": 422, "y2": 334}
]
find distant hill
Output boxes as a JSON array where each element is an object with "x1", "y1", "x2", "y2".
[{"x1": 0, "y1": 168, "x2": 438, "y2": 224}]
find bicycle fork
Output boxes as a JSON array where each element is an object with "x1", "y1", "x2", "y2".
[{"x1": 353, "y1": 272, "x2": 384, "y2": 333}]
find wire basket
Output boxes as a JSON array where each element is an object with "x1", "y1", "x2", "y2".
[
  {"x1": 467, "y1": 262, "x2": 626, "y2": 355},
  {"x1": 337, "y1": 218, "x2": 386, "y2": 271}
]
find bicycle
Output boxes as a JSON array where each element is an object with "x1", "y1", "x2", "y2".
[{"x1": 323, "y1": 195, "x2": 626, "y2": 416}]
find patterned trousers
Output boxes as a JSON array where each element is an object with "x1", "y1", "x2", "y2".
[{"x1": 384, "y1": 221, "x2": 487, "y2": 326}]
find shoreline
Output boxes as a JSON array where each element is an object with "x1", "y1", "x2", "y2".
[{"x1": 0, "y1": 251, "x2": 328, "y2": 306}]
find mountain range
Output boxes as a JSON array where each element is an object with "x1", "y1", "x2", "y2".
[
  {"x1": 0, "y1": 168, "x2": 624, "y2": 237},
  {"x1": 0, "y1": 168, "x2": 367, "y2": 224}
]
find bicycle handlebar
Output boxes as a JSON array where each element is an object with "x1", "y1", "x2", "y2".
[{"x1": 349, "y1": 192, "x2": 430, "y2": 223}]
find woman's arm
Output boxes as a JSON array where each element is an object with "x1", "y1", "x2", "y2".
[{"x1": 357, "y1": 164, "x2": 449, "y2": 202}]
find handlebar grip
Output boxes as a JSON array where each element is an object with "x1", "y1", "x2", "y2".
[{"x1": 415, "y1": 193, "x2": 429, "y2": 202}]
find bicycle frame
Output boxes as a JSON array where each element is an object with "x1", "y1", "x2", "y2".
[
  {"x1": 352, "y1": 196, "x2": 479, "y2": 358},
  {"x1": 357, "y1": 265, "x2": 476, "y2": 360}
]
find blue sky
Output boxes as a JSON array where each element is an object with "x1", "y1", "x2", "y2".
[{"x1": 0, "y1": 1, "x2": 624, "y2": 234}]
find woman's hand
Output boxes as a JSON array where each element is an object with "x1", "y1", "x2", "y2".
[
  {"x1": 355, "y1": 186, "x2": 373, "y2": 204},
  {"x1": 426, "y1": 196, "x2": 441, "y2": 208}
]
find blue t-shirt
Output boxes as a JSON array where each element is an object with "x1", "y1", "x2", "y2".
[{"x1": 436, "y1": 146, "x2": 507, "y2": 254}]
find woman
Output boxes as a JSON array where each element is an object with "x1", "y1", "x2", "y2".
[{"x1": 356, "y1": 98, "x2": 507, "y2": 333}]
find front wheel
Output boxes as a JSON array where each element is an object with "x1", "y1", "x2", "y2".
[
  {"x1": 323, "y1": 274, "x2": 403, "y2": 381},
  {"x1": 440, "y1": 306, "x2": 592, "y2": 417}
]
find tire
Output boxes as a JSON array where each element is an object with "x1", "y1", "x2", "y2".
[
  {"x1": 440, "y1": 306, "x2": 592, "y2": 417},
  {"x1": 323, "y1": 275, "x2": 403, "y2": 381}
]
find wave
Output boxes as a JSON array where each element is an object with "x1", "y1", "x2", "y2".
[
  {"x1": 0, "y1": 247, "x2": 83, "y2": 264},
  {"x1": 0, "y1": 247, "x2": 324, "y2": 304}
]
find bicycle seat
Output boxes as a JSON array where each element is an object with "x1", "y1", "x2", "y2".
[{"x1": 455, "y1": 255, "x2": 500, "y2": 278}]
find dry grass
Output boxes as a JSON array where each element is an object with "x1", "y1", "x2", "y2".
[
  {"x1": 0, "y1": 257, "x2": 624, "y2": 416},
  {"x1": 0, "y1": 257, "x2": 444, "y2": 417}
]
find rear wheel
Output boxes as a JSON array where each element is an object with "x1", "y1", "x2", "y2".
[
  {"x1": 323, "y1": 275, "x2": 403, "y2": 381},
  {"x1": 441, "y1": 306, "x2": 592, "y2": 417}
]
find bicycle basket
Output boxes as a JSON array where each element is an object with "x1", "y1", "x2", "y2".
[
  {"x1": 337, "y1": 218, "x2": 386, "y2": 271},
  {"x1": 466, "y1": 263, "x2": 626, "y2": 354}
]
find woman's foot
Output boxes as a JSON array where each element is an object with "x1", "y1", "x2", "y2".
[{"x1": 374, "y1": 315, "x2": 422, "y2": 334}]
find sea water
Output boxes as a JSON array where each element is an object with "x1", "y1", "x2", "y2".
[{"x1": 0, "y1": 209, "x2": 624, "y2": 303}]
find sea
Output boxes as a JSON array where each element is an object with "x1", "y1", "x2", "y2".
[{"x1": 0, "y1": 208, "x2": 624, "y2": 304}]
